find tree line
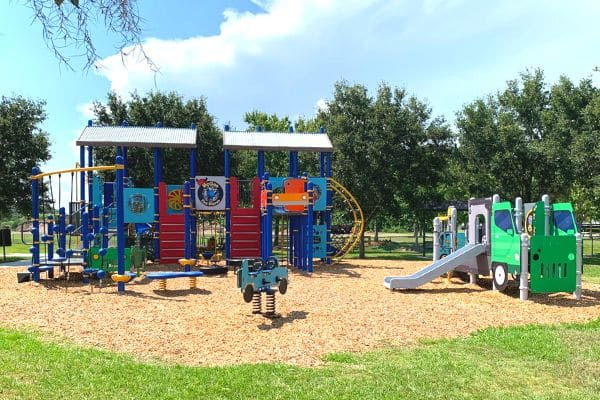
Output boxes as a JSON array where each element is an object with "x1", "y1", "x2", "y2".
[{"x1": 2, "y1": 69, "x2": 600, "y2": 254}]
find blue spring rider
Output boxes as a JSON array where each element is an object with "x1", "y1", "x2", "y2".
[{"x1": 237, "y1": 256, "x2": 288, "y2": 317}]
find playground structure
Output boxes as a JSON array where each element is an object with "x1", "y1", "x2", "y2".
[
  {"x1": 26, "y1": 122, "x2": 200, "y2": 292},
  {"x1": 23, "y1": 121, "x2": 363, "y2": 294},
  {"x1": 223, "y1": 126, "x2": 364, "y2": 272},
  {"x1": 27, "y1": 161, "x2": 128, "y2": 287},
  {"x1": 237, "y1": 256, "x2": 288, "y2": 317},
  {"x1": 384, "y1": 194, "x2": 583, "y2": 300}
]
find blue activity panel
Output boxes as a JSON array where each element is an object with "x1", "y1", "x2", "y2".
[
  {"x1": 124, "y1": 188, "x2": 155, "y2": 223},
  {"x1": 93, "y1": 175, "x2": 103, "y2": 207},
  {"x1": 310, "y1": 178, "x2": 327, "y2": 211},
  {"x1": 313, "y1": 224, "x2": 327, "y2": 258}
]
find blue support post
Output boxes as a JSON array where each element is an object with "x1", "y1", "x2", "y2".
[
  {"x1": 260, "y1": 174, "x2": 266, "y2": 260},
  {"x1": 153, "y1": 146, "x2": 161, "y2": 261},
  {"x1": 58, "y1": 207, "x2": 66, "y2": 254},
  {"x1": 79, "y1": 146, "x2": 86, "y2": 214},
  {"x1": 183, "y1": 181, "x2": 191, "y2": 268},
  {"x1": 319, "y1": 129, "x2": 327, "y2": 262},
  {"x1": 260, "y1": 174, "x2": 271, "y2": 261},
  {"x1": 47, "y1": 215, "x2": 54, "y2": 262},
  {"x1": 325, "y1": 153, "x2": 332, "y2": 264},
  {"x1": 257, "y1": 125, "x2": 265, "y2": 179},
  {"x1": 31, "y1": 168, "x2": 40, "y2": 282},
  {"x1": 116, "y1": 155, "x2": 125, "y2": 292},
  {"x1": 87, "y1": 146, "x2": 93, "y2": 213},
  {"x1": 288, "y1": 128, "x2": 298, "y2": 266},
  {"x1": 257, "y1": 152, "x2": 265, "y2": 182},
  {"x1": 81, "y1": 211, "x2": 89, "y2": 277},
  {"x1": 288, "y1": 125, "x2": 298, "y2": 177},
  {"x1": 189, "y1": 140, "x2": 197, "y2": 261},
  {"x1": 306, "y1": 181, "x2": 314, "y2": 273},
  {"x1": 266, "y1": 181, "x2": 273, "y2": 260},
  {"x1": 123, "y1": 147, "x2": 128, "y2": 186},
  {"x1": 224, "y1": 147, "x2": 231, "y2": 264},
  {"x1": 294, "y1": 216, "x2": 301, "y2": 270}
]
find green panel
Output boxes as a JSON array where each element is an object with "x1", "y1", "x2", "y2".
[
  {"x1": 529, "y1": 235, "x2": 576, "y2": 293},
  {"x1": 552, "y1": 203, "x2": 578, "y2": 236},
  {"x1": 88, "y1": 247, "x2": 132, "y2": 273},
  {"x1": 491, "y1": 202, "x2": 520, "y2": 271},
  {"x1": 532, "y1": 201, "x2": 546, "y2": 237}
]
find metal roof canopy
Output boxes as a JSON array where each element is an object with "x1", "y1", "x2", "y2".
[
  {"x1": 76, "y1": 126, "x2": 197, "y2": 149},
  {"x1": 223, "y1": 131, "x2": 333, "y2": 152}
]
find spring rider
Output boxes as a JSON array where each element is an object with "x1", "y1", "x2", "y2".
[{"x1": 237, "y1": 256, "x2": 288, "y2": 317}]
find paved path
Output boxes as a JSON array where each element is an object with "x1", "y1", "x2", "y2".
[{"x1": 1, "y1": 254, "x2": 30, "y2": 268}]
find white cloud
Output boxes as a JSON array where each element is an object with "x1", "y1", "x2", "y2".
[
  {"x1": 76, "y1": 102, "x2": 95, "y2": 120},
  {"x1": 95, "y1": 0, "x2": 374, "y2": 95},
  {"x1": 93, "y1": 0, "x2": 600, "y2": 129},
  {"x1": 315, "y1": 98, "x2": 328, "y2": 113}
]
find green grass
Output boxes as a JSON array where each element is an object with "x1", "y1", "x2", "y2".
[
  {"x1": 583, "y1": 262, "x2": 600, "y2": 284},
  {"x1": 3, "y1": 232, "x2": 33, "y2": 254},
  {"x1": 1, "y1": 319, "x2": 599, "y2": 399}
]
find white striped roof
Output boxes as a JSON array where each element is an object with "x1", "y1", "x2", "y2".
[
  {"x1": 223, "y1": 131, "x2": 333, "y2": 152},
  {"x1": 76, "y1": 126, "x2": 197, "y2": 148}
]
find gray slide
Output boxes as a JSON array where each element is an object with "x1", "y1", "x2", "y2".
[{"x1": 383, "y1": 243, "x2": 486, "y2": 290}]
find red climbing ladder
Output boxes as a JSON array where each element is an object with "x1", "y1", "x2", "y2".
[
  {"x1": 229, "y1": 177, "x2": 261, "y2": 259},
  {"x1": 158, "y1": 182, "x2": 185, "y2": 264}
]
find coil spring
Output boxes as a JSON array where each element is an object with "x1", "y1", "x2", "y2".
[
  {"x1": 189, "y1": 277, "x2": 197, "y2": 289},
  {"x1": 158, "y1": 279, "x2": 167, "y2": 290},
  {"x1": 252, "y1": 292, "x2": 262, "y2": 314},
  {"x1": 265, "y1": 291, "x2": 276, "y2": 316}
]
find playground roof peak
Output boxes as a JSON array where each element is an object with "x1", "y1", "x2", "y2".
[
  {"x1": 76, "y1": 126, "x2": 197, "y2": 149},
  {"x1": 222, "y1": 130, "x2": 333, "y2": 152}
]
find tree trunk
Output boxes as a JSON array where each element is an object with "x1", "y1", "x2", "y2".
[
  {"x1": 421, "y1": 219, "x2": 426, "y2": 257},
  {"x1": 374, "y1": 219, "x2": 379, "y2": 242},
  {"x1": 414, "y1": 221, "x2": 420, "y2": 246},
  {"x1": 359, "y1": 231, "x2": 366, "y2": 258},
  {"x1": 359, "y1": 213, "x2": 374, "y2": 259}
]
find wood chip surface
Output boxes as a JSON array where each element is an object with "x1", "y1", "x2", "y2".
[{"x1": 0, "y1": 259, "x2": 598, "y2": 366}]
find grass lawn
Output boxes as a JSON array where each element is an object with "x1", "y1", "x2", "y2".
[{"x1": 0, "y1": 319, "x2": 599, "y2": 399}]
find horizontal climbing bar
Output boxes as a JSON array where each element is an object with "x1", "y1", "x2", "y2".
[{"x1": 30, "y1": 165, "x2": 124, "y2": 180}]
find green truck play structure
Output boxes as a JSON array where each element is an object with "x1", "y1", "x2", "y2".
[{"x1": 384, "y1": 194, "x2": 583, "y2": 300}]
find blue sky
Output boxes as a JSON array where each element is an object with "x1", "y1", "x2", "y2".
[{"x1": 1, "y1": 0, "x2": 600, "y2": 204}]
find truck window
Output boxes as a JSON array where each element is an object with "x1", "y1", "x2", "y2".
[
  {"x1": 554, "y1": 210, "x2": 575, "y2": 232},
  {"x1": 494, "y1": 210, "x2": 513, "y2": 232}
]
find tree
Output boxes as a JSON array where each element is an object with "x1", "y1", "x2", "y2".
[
  {"x1": 24, "y1": 0, "x2": 153, "y2": 71},
  {"x1": 92, "y1": 91, "x2": 222, "y2": 185},
  {"x1": 233, "y1": 111, "x2": 292, "y2": 178},
  {"x1": 319, "y1": 81, "x2": 454, "y2": 257},
  {"x1": 570, "y1": 80, "x2": 600, "y2": 221},
  {"x1": 0, "y1": 95, "x2": 51, "y2": 217},
  {"x1": 455, "y1": 70, "x2": 597, "y2": 205}
]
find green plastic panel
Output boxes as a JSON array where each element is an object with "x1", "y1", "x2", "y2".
[
  {"x1": 552, "y1": 203, "x2": 578, "y2": 236},
  {"x1": 529, "y1": 235, "x2": 576, "y2": 293},
  {"x1": 491, "y1": 202, "x2": 520, "y2": 271},
  {"x1": 88, "y1": 247, "x2": 132, "y2": 273}
]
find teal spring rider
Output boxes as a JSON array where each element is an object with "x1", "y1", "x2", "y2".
[{"x1": 237, "y1": 257, "x2": 288, "y2": 317}]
